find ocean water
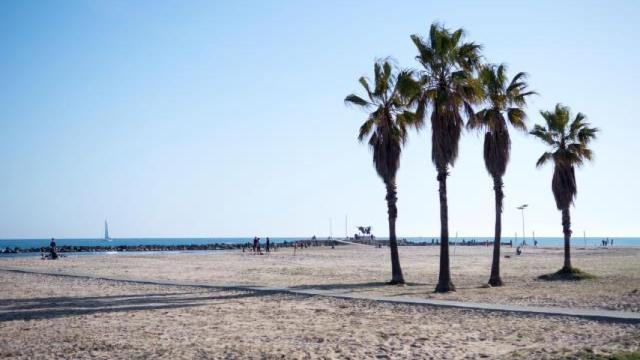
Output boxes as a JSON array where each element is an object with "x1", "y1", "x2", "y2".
[{"x1": 0, "y1": 236, "x2": 637, "y2": 251}]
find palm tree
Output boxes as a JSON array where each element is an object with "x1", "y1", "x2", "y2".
[
  {"x1": 344, "y1": 60, "x2": 420, "y2": 284},
  {"x1": 411, "y1": 23, "x2": 482, "y2": 292},
  {"x1": 468, "y1": 64, "x2": 536, "y2": 286},
  {"x1": 530, "y1": 104, "x2": 598, "y2": 274}
]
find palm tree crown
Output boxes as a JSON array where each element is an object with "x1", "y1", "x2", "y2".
[
  {"x1": 411, "y1": 23, "x2": 483, "y2": 169},
  {"x1": 345, "y1": 60, "x2": 419, "y2": 180},
  {"x1": 468, "y1": 64, "x2": 536, "y2": 178},
  {"x1": 530, "y1": 104, "x2": 598, "y2": 209}
]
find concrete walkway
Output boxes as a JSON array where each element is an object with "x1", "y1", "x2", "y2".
[
  {"x1": 332, "y1": 239, "x2": 373, "y2": 246},
  {"x1": 2, "y1": 267, "x2": 639, "y2": 324}
]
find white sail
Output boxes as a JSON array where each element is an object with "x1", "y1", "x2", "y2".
[{"x1": 104, "y1": 220, "x2": 111, "y2": 241}]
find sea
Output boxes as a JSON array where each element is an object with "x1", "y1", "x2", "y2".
[{"x1": 0, "y1": 236, "x2": 638, "y2": 257}]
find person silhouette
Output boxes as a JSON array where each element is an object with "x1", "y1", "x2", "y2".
[{"x1": 49, "y1": 238, "x2": 58, "y2": 260}]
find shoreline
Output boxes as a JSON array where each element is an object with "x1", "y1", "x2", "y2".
[
  {"x1": 0, "y1": 239, "x2": 346, "y2": 255},
  {"x1": 1, "y1": 241, "x2": 633, "y2": 257}
]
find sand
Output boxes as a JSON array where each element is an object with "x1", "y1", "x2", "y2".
[
  {"x1": 0, "y1": 270, "x2": 638, "y2": 359},
  {"x1": 2, "y1": 245, "x2": 639, "y2": 311}
]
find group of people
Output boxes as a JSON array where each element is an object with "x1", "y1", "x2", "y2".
[
  {"x1": 244, "y1": 236, "x2": 275, "y2": 255},
  {"x1": 602, "y1": 238, "x2": 614, "y2": 247},
  {"x1": 242, "y1": 237, "x2": 318, "y2": 256}
]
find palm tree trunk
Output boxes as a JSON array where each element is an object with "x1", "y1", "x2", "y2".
[
  {"x1": 435, "y1": 167, "x2": 455, "y2": 292},
  {"x1": 561, "y1": 207, "x2": 572, "y2": 272},
  {"x1": 385, "y1": 179, "x2": 405, "y2": 284},
  {"x1": 488, "y1": 176, "x2": 504, "y2": 286}
]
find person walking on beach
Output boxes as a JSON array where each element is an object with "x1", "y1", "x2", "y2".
[
  {"x1": 252, "y1": 236, "x2": 258, "y2": 252},
  {"x1": 266, "y1": 237, "x2": 270, "y2": 253},
  {"x1": 49, "y1": 238, "x2": 58, "y2": 260}
]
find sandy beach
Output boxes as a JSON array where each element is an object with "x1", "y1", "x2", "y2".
[
  {"x1": 0, "y1": 269, "x2": 638, "y2": 359},
  {"x1": 3, "y1": 245, "x2": 639, "y2": 311},
  {"x1": 1, "y1": 245, "x2": 639, "y2": 359}
]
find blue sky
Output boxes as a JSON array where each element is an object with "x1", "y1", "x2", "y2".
[{"x1": 0, "y1": 0, "x2": 638, "y2": 239}]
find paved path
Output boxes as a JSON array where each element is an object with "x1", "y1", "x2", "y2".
[
  {"x1": 2, "y1": 266, "x2": 639, "y2": 324},
  {"x1": 332, "y1": 239, "x2": 373, "y2": 246}
]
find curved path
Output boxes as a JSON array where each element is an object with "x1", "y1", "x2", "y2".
[{"x1": 1, "y1": 266, "x2": 639, "y2": 324}]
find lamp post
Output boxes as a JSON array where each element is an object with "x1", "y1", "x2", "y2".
[
  {"x1": 517, "y1": 204, "x2": 528, "y2": 246},
  {"x1": 345, "y1": 214, "x2": 348, "y2": 240},
  {"x1": 533, "y1": 230, "x2": 536, "y2": 247}
]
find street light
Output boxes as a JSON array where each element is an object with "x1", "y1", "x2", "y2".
[{"x1": 517, "y1": 204, "x2": 528, "y2": 246}]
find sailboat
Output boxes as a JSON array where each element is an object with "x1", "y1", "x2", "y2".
[{"x1": 104, "y1": 220, "x2": 112, "y2": 242}]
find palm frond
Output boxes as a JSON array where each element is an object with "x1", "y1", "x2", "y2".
[
  {"x1": 463, "y1": 101, "x2": 476, "y2": 124},
  {"x1": 344, "y1": 94, "x2": 371, "y2": 108},
  {"x1": 508, "y1": 71, "x2": 527, "y2": 87},
  {"x1": 346, "y1": 59, "x2": 417, "y2": 182},
  {"x1": 507, "y1": 108, "x2": 527, "y2": 131},
  {"x1": 467, "y1": 109, "x2": 486, "y2": 130},
  {"x1": 577, "y1": 126, "x2": 598, "y2": 144},
  {"x1": 553, "y1": 103, "x2": 571, "y2": 132},
  {"x1": 397, "y1": 111, "x2": 419, "y2": 129},
  {"x1": 512, "y1": 91, "x2": 537, "y2": 107},
  {"x1": 373, "y1": 62, "x2": 385, "y2": 97},
  {"x1": 358, "y1": 77, "x2": 373, "y2": 100},
  {"x1": 395, "y1": 70, "x2": 420, "y2": 101},
  {"x1": 414, "y1": 94, "x2": 428, "y2": 130},
  {"x1": 357, "y1": 115, "x2": 376, "y2": 142},
  {"x1": 457, "y1": 42, "x2": 482, "y2": 70},
  {"x1": 529, "y1": 124, "x2": 555, "y2": 145},
  {"x1": 536, "y1": 152, "x2": 553, "y2": 167},
  {"x1": 539, "y1": 109, "x2": 557, "y2": 131}
]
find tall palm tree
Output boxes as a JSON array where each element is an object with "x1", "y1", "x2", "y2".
[
  {"x1": 468, "y1": 64, "x2": 536, "y2": 286},
  {"x1": 344, "y1": 60, "x2": 420, "y2": 284},
  {"x1": 411, "y1": 23, "x2": 482, "y2": 292},
  {"x1": 530, "y1": 104, "x2": 598, "y2": 273}
]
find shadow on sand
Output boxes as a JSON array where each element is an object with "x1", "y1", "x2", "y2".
[
  {"x1": 289, "y1": 281, "x2": 430, "y2": 292},
  {"x1": 0, "y1": 289, "x2": 274, "y2": 322},
  {"x1": 288, "y1": 281, "x2": 489, "y2": 296}
]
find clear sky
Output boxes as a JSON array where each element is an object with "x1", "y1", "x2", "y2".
[{"x1": 1, "y1": 0, "x2": 638, "y2": 239}]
